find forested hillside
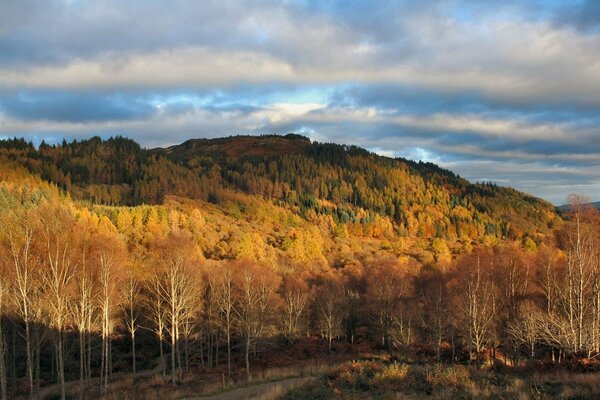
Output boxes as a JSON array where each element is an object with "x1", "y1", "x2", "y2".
[
  {"x1": 0, "y1": 135, "x2": 559, "y2": 260},
  {"x1": 2, "y1": 134, "x2": 593, "y2": 400}
]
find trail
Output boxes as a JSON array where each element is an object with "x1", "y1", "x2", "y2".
[
  {"x1": 183, "y1": 376, "x2": 316, "y2": 400},
  {"x1": 37, "y1": 355, "x2": 165, "y2": 399}
]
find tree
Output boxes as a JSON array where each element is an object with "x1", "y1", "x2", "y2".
[
  {"x1": 455, "y1": 251, "x2": 500, "y2": 367},
  {"x1": 154, "y1": 233, "x2": 200, "y2": 384},
  {"x1": 146, "y1": 267, "x2": 167, "y2": 378},
  {"x1": 365, "y1": 259, "x2": 407, "y2": 351},
  {"x1": 415, "y1": 266, "x2": 450, "y2": 362},
  {"x1": 120, "y1": 273, "x2": 141, "y2": 376},
  {"x1": 98, "y1": 250, "x2": 122, "y2": 392},
  {"x1": 507, "y1": 300, "x2": 540, "y2": 360},
  {"x1": 6, "y1": 212, "x2": 39, "y2": 400},
  {"x1": 42, "y1": 212, "x2": 76, "y2": 400},
  {"x1": 279, "y1": 274, "x2": 309, "y2": 345},
  {"x1": 315, "y1": 273, "x2": 345, "y2": 352},
  {"x1": 212, "y1": 263, "x2": 236, "y2": 379},
  {"x1": 234, "y1": 261, "x2": 280, "y2": 379},
  {"x1": 71, "y1": 247, "x2": 95, "y2": 398}
]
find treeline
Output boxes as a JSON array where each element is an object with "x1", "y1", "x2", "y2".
[
  {"x1": 0, "y1": 196, "x2": 596, "y2": 400},
  {"x1": 0, "y1": 135, "x2": 558, "y2": 243}
]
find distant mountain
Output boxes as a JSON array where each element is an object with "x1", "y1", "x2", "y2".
[
  {"x1": 558, "y1": 201, "x2": 600, "y2": 212},
  {"x1": 0, "y1": 134, "x2": 560, "y2": 249}
]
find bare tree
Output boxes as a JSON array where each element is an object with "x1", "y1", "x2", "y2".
[
  {"x1": 160, "y1": 252, "x2": 196, "y2": 384},
  {"x1": 146, "y1": 273, "x2": 167, "y2": 377},
  {"x1": 457, "y1": 253, "x2": 499, "y2": 367},
  {"x1": 507, "y1": 300, "x2": 540, "y2": 360},
  {"x1": 7, "y1": 216, "x2": 38, "y2": 400},
  {"x1": 213, "y1": 264, "x2": 235, "y2": 379},
  {"x1": 415, "y1": 268, "x2": 450, "y2": 362},
  {"x1": 71, "y1": 255, "x2": 94, "y2": 399},
  {"x1": 120, "y1": 273, "x2": 141, "y2": 376},
  {"x1": 99, "y1": 252, "x2": 120, "y2": 392},
  {"x1": 234, "y1": 262, "x2": 280, "y2": 379},
  {"x1": 365, "y1": 260, "x2": 407, "y2": 351},
  {"x1": 43, "y1": 223, "x2": 76, "y2": 400},
  {"x1": 315, "y1": 276, "x2": 345, "y2": 352},
  {"x1": 279, "y1": 274, "x2": 309, "y2": 345}
]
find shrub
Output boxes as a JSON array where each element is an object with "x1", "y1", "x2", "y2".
[
  {"x1": 425, "y1": 364, "x2": 472, "y2": 388},
  {"x1": 373, "y1": 362, "x2": 410, "y2": 385},
  {"x1": 334, "y1": 360, "x2": 383, "y2": 391}
]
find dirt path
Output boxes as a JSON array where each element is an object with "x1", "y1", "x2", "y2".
[
  {"x1": 37, "y1": 355, "x2": 165, "y2": 399},
  {"x1": 184, "y1": 376, "x2": 316, "y2": 400}
]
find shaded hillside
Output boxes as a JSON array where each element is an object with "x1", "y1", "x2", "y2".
[
  {"x1": 159, "y1": 133, "x2": 311, "y2": 159},
  {"x1": 0, "y1": 134, "x2": 559, "y2": 247}
]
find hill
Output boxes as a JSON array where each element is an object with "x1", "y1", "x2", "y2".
[
  {"x1": 1, "y1": 134, "x2": 596, "y2": 400},
  {"x1": 558, "y1": 201, "x2": 600, "y2": 212},
  {"x1": 158, "y1": 133, "x2": 312, "y2": 159},
  {"x1": 0, "y1": 134, "x2": 560, "y2": 264}
]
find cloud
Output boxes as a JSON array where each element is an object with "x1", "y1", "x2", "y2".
[
  {"x1": 0, "y1": 0, "x2": 598, "y2": 204},
  {"x1": 0, "y1": 91, "x2": 157, "y2": 122}
]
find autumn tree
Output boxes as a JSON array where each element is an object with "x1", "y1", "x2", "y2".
[
  {"x1": 314, "y1": 272, "x2": 346, "y2": 352},
  {"x1": 507, "y1": 300, "x2": 540, "y2": 360},
  {"x1": 71, "y1": 245, "x2": 95, "y2": 398},
  {"x1": 153, "y1": 232, "x2": 201, "y2": 384},
  {"x1": 120, "y1": 272, "x2": 142, "y2": 376},
  {"x1": 234, "y1": 261, "x2": 280, "y2": 379},
  {"x1": 211, "y1": 262, "x2": 236, "y2": 378},
  {"x1": 96, "y1": 241, "x2": 126, "y2": 392},
  {"x1": 454, "y1": 250, "x2": 500, "y2": 367},
  {"x1": 365, "y1": 259, "x2": 408, "y2": 351},
  {"x1": 5, "y1": 211, "x2": 40, "y2": 400},
  {"x1": 415, "y1": 265, "x2": 451, "y2": 362},
  {"x1": 42, "y1": 208, "x2": 77, "y2": 400},
  {"x1": 279, "y1": 274, "x2": 310, "y2": 344}
]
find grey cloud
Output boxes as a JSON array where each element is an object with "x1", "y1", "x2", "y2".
[
  {"x1": 0, "y1": 0, "x2": 598, "y2": 203},
  {"x1": 551, "y1": 0, "x2": 600, "y2": 33},
  {"x1": 0, "y1": 91, "x2": 157, "y2": 122}
]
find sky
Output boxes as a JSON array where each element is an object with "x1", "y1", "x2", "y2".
[{"x1": 0, "y1": 0, "x2": 599, "y2": 204}]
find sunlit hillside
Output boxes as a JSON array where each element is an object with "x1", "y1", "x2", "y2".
[{"x1": 0, "y1": 134, "x2": 559, "y2": 266}]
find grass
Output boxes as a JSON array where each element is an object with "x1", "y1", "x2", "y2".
[
  {"x1": 199, "y1": 362, "x2": 336, "y2": 396},
  {"x1": 284, "y1": 360, "x2": 600, "y2": 400},
  {"x1": 57, "y1": 338, "x2": 600, "y2": 400}
]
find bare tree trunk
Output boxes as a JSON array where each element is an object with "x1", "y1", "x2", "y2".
[
  {"x1": 121, "y1": 276, "x2": 139, "y2": 377},
  {"x1": 0, "y1": 314, "x2": 7, "y2": 400},
  {"x1": 158, "y1": 331, "x2": 165, "y2": 377},
  {"x1": 132, "y1": 332, "x2": 136, "y2": 376},
  {"x1": 79, "y1": 329, "x2": 85, "y2": 400},
  {"x1": 245, "y1": 336, "x2": 251, "y2": 380},
  {"x1": 57, "y1": 331, "x2": 65, "y2": 400},
  {"x1": 34, "y1": 326, "x2": 40, "y2": 400},
  {"x1": 170, "y1": 332, "x2": 176, "y2": 384},
  {"x1": 100, "y1": 326, "x2": 105, "y2": 390},
  {"x1": 26, "y1": 322, "x2": 33, "y2": 400},
  {"x1": 10, "y1": 326, "x2": 16, "y2": 395},
  {"x1": 86, "y1": 314, "x2": 92, "y2": 384}
]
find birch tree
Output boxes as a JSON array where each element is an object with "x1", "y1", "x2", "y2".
[
  {"x1": 234, "y1": 261, "x2": 280, "y2": 379},
  {"x1": 456, "y1": 252, "x2": 500, "y2": 367},
  {"x1": 43, "y1": 221, "x2": 76, "y2": 400},
  {"x1": 7, "y1": 214, "x2": 39, "y2": 400},
  {"x1": 120, "y1": 273, "x2": 141, "y2": 376}
]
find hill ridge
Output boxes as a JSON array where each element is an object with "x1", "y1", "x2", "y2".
[{"x1": 0, "y1": 134, "x2": 560, "y2": 247}]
